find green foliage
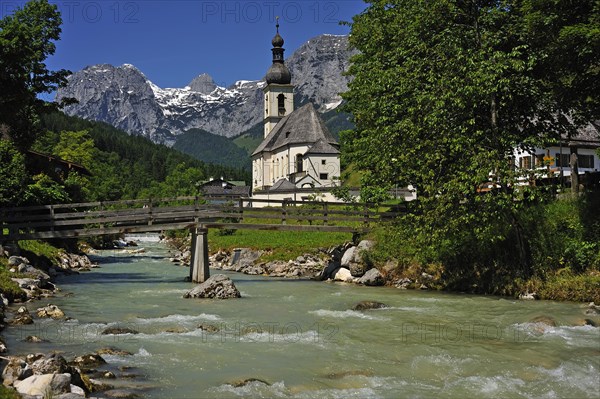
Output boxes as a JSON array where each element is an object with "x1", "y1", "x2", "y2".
[
  {"x1": 38, "y1": 111, "x2": 250, "y2": 201},
  {"x1": 0, "y1": 139, "x2": 27, "y2": 206},
  {"x1": 0, "y1": 0, "x2": 70, "y2": 150},
  {"x1": 23, "y1": 173, "x2": 70, "y2": 205},
  {"x1": 0, "y1": 257, "x2": 25, "y2": 300},
  {"x1": 173, "y1": 128, "x2": 251, "y2": 170},
  {"x1": 0, "y1": 384, "x2": 20, "y2": 399},
  {"x1": 18, "y1": 239, "x2": 62, "y2": 266},
  {"x1": 369, "y1": 194, "x2": 600, "y2": 299},
  {"x1": 342, "y1": 0, "x2": 600, "y2": 276},
  {"x1": 232, "y1": 122, "x2": 264, "y2": 155},
  {"x1": 53, "y1": 130, "x2": 96, "y2": 168}
]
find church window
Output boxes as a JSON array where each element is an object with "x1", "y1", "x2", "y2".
[
  {"x1": 278, "y1": 94, "x2": 286, "y2": 116},
  {"x1": 296, "y1": 154, "x2": 303, "y2": 173},
  {"x1": 320, "y1": 173, "x2": 328, "y2": 180},
  {"x1": 321, "y1": 159, "x2": 326, "y2": 165}
]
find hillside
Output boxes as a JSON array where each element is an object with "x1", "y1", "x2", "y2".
[
  {"x1": 173, "y1": 129, "x2": 251, "y2": 170},
  {"x1": 38, "y1": 112, "x2": 250, "y2": 201}
]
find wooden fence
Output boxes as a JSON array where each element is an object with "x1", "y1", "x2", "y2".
[{"x1": 0, "y1": 196, "x2": 404, "y2": 240}]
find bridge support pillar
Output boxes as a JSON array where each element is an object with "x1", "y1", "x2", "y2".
[{"x1": 189, "y1": 227, "x2": 210, "y2": 283}]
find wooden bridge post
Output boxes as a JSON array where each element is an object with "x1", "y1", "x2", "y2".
[{"x1": 189, "y1": 227, "x2": 210, "y2": 283}]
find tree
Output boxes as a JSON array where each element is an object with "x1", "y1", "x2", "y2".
[
  {"x1": 0, "y1": 139, "x2": 27, "y2": 206},
  {"x1": 0, "y1": 0, "x2": 70, "y2": 150},
  {"x1": 341, "y1": 0, "x2": 599, "y2": 271},
  {"x1": 53, "y1": 130, "x2": 96, "y2": 169}
]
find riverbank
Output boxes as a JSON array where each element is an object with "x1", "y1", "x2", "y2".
[
  {"x1": 166, "y1": 232, "x2": 600, "y2": 304},
  {"x1": 0, "y1": 239, "x2": 153, "y2": 398}
]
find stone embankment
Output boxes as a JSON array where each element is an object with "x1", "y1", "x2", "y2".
[{"x1": 168, "y1": 239, "x2": 415, "y2": 288}]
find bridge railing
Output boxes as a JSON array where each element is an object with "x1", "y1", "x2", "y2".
[{"x1": 0, "y1": 196, "x2": 405, "y2": 240}]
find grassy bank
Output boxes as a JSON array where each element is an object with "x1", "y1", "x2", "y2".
[{"x1": 208, "y1": 230, "x2": 352, "y2": 262}]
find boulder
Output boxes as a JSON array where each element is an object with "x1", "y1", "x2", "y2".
[
  {"x1": 11, "y1": 278, "x2": 41, "y2": 289},
  {"x1": 24, "y1": 335, "x2": 47, "y2": 343},
  {"x1": 585, "y1": 302, "x2": 600, "y2": 315},
  {"x1": 198, "y1": 324, "x2": 220, "y2": 333},
  {"x1": 36, "y1": 304, "x2": 66, "y2": 319},
  {"x1": 227, "y1": 377, "x2": 271, "y2": 387},
  {"x1": 14, "y1": 373, "x2": 71, "y2": 397},
  {"x1": 184, "y1": 274, "x2": 241, "y2": 299},
  {"x1": 341, "y1": 240, "x2": 375, "y2": 277},
  {"x1": 530, "y1": 316, "x2": 557, "y2": 327},
  {"x1": 8, "y1": 256, "x2": 28, "y2": 267},
  {"x1": 333, "y1": 268, "x2": 354, "y2": 283},
  {"x1": 9, "y1": 306, "x2": 33, "y2": 325},
  {"x1": 317, "y1": 260, "x2": 341, "y2": 281},
  {"x1": 340, "y1": 246, "x2": 357, "y2": 268},
  {"x1": 2, "y1": 356, "x2": 33, "y2": 386},
  {"x1": 70, "y1": 353, "x2": 106, "y2": 370},
  {"x1": 103, "y1": 389, "x2": 142, "y2": 398},
  {"x1": 519, "y1": 292, "x2": 537, "y2": 300},
  {"x1": 31, "y1": 354, "x2": 71, "y2": 375},
  {"x1": 96, "y1": 347, "x2": 134, "y2": 356},
  {"x1": 357, "y1": 268, "x2": 385, "y2": 286},
  {"x1": 352, "y1": 301, "x2": 388, "y2": 311},
  {"x1": 101, "y1": 327, "x2": 139, "y2": 335}
]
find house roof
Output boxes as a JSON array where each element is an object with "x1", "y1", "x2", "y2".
[
  {"x1": 201, "y1": 185, "x2": 250, "y2": 196},
  {"x1": 269, "y1": 178, "x2": 297, "y2": 191},
  {"x1": 252, "y1": 103, "x2": 338, "y2": 156},
  {"x1": 306, "y1": 139, "x2": 340, "y2": 155}
]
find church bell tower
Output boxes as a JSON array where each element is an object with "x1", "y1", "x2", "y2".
[{"x1": 263, "y1": 18, "x2": 294, "y2": 138}]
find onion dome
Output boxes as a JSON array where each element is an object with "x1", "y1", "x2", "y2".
[{"x1": 266, "y1": 18, "x2": 291, "y2": 85}]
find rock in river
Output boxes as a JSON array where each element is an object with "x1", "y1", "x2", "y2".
[
  {"x1": 184, "y1": 274, "x2": 241, "y2": 299},
  {"x1": 352, "y1": 301, "x2": 388, "y2": 311}
]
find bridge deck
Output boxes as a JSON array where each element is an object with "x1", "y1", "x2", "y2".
[{"x1": 0, "y1": 196, "x2": 402, "y2": 241}]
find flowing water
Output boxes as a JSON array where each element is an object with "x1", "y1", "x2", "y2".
[{"x1": 3, "y1": 235, "x2": 599, "y2": 398}]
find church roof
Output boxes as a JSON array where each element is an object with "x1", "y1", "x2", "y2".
[
  {"x1": 252, "y1": 103, "x2": 339, "y2": 156},
  {"x1": 269, "y1": 178, "x2": 298, "y2": 191},
  {"x1": 306, "y1": 139, "x2": 340, "y2": 155}
]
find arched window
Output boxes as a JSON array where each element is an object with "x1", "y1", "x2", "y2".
[
  {"x1": 277, "y1": 94, "x2": 285, "y2": 116},
  {"x1": 296, "y1": 154, "x2": 303, "y2": 173}
]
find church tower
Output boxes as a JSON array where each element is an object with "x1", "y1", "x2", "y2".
[{"x1": 263, "y1": 19, "x2": 294, "y2": 138}]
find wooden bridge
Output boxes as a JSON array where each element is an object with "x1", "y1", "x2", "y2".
[{"x1": 0, "y1": 196, "x2": 401, "y2": 283}]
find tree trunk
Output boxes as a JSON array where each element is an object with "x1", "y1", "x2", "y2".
[{"x1": 570, "y1": 147, "x2": 579, "y2": 194}]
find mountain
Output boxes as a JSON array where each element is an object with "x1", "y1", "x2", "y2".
[
  {"x1": 56, "y1": 34, "x2": 356, "y2": 146},
  {"x1": 172, "y1": 129, "x2": 251, "y2": 170}
]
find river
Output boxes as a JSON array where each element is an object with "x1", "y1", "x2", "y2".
[{"x1": 3, "y1": 235, "x2": 599, "y2": 398}]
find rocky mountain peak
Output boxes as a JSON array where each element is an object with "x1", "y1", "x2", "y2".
[
  {"x1": 56, "y1": 34, "x2": 355, "y2": 144},
  {"x1": 188, "y1": 73, "x2": 217, "y2": 94}
]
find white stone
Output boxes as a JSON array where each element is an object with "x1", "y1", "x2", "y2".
[
  {"x1": 340, "y1": 246, "x2": 357, "y2": 268},
  {"x1": 333, "y1": 268, "x2": 353, "y2": 282}
]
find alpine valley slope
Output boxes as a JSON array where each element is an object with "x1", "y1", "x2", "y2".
[{"x1": 56, "y1": 34, "x2": 356, "y2": 146}]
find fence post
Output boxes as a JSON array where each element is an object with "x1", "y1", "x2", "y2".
[
  {"x1": 364, "y1": 203, "x2": 370, "y2": 228},
  {"x1": 49, "y1": 205, "x2": 55, "y2": 232},
  {"x1": 323, "y1": 203, "x2": 328, "y2": 226},
  {"x1": 282, "y1": 200, "x2": 287, "y2": 225},
  {"x1": 99, "y1": 201, "x2": 105, "y2": 229},
  {"x1": 147, "y1": 198, "x2": 153, "y2": 226},
  {"x1": 238, "y1": 197, "x2": 244, "y2": 223}
]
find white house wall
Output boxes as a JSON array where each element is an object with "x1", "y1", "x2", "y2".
[{"x1": 514, "y1": 146, "x2": 600, "y2": 177}]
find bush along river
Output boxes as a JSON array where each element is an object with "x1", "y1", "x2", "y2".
[{"x1": 2, "y1": 234, "x2": 599, "y2": 398}]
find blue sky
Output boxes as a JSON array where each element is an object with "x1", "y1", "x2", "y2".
[{"x1": 2, "y1": 0, "x2": 366, "y2": 90}]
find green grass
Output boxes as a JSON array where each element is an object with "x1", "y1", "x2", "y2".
[
  {"x1": 0, "y1": 385, "x2": 20, "y2": 399},
  {"x1": 0, "y1": 258, "x2": 25, "y2": 301},
  {"x1": 535, "y1": 272, "x2": 600, "y2": 303},
  {"x1": 208, "y1": 230, "x2": 352, "y2": 262},
  {"x1": 18, "y1": 240, "x2": 63, "y2": 268}
]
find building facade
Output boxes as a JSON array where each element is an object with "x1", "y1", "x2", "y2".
[{"x1": 251, "y1": 22, "x2": 341, "y2": 194}]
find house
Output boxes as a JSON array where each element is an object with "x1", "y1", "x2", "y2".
[
  {"x1": 197, "y1": 178, "x2": 250, "y2": 201},
  {"x1": 514, "y1": 121, "x2": 600, "y2": 188},
  {"x1": 251, "y1": 22, "x2": 341, "y2": 200},
  {"x1": 25, "y1": 150, "x2": 91, "y2": 180}
]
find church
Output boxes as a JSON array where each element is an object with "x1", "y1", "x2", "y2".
[{"x1": 251, "y1": 22, "x2": 341, "y2": 199}]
